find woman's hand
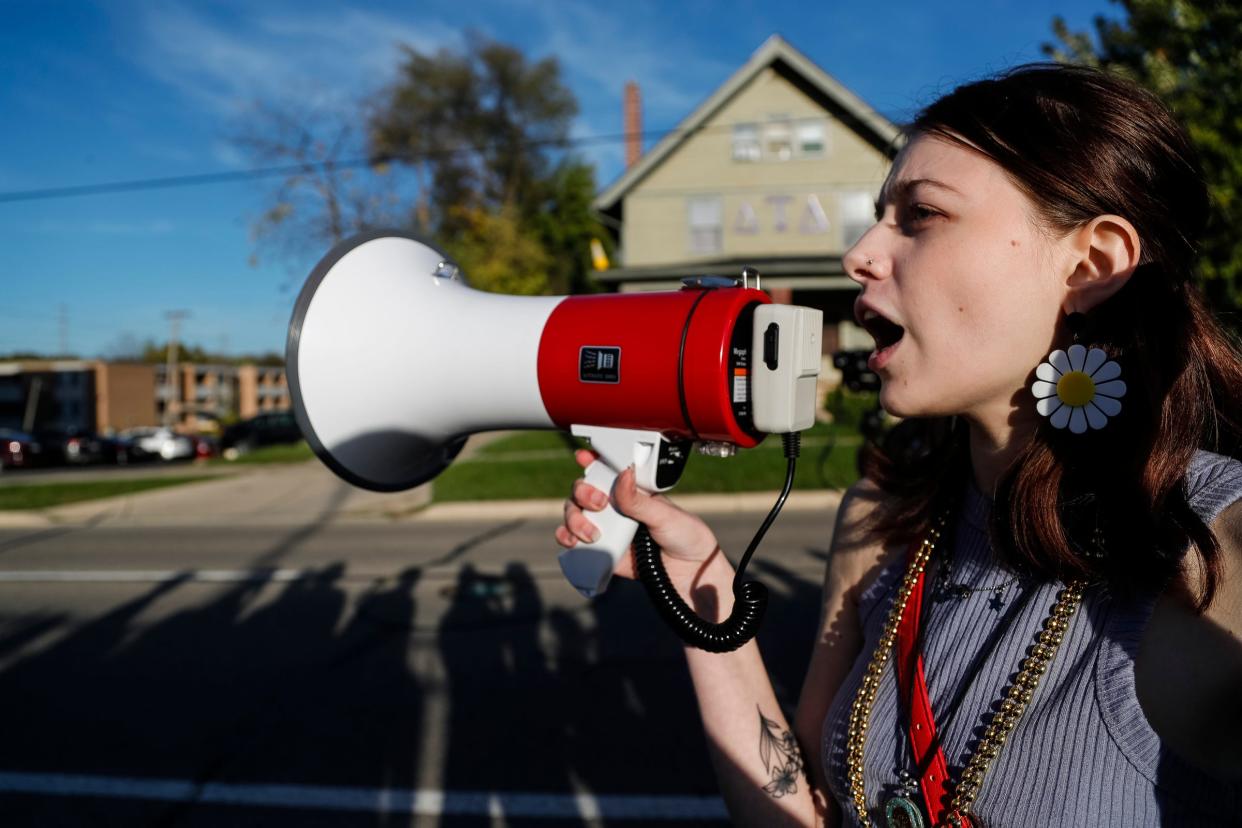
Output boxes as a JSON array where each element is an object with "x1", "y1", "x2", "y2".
[{"x1": 554, "y1": 449, "x2": 721, "y2": 583}]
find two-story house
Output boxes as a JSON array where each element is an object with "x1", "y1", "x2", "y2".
[{"x1": 593, "y1": 35, "x2": 901, "y2": 364}]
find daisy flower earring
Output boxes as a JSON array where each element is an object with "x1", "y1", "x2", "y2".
[{"x1": 1031, "y1": 331, "x2": 1126, "y2": 434}]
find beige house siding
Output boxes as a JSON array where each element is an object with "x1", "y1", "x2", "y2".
[{"x1": 622, "y1": 66, "x2": 891, "y2": 268}]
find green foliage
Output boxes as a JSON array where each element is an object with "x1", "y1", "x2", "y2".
[
  {"x1": 531, "y1": 159, "x2": 612, "y2": 295},
  {"x1": 823, "y1": 387, "x2": 880, "y2": 431},
  {"x1": 212, "y1": 441, "x2": 314, "y2": 465},
  {"x1": 443, "y1": 204, "x2": 554, "y2": 295},
  {"x1": 1046, "y1": 0, "x2": 1242, "y2": 314},
  {"x1": 0, "y1": 351, "x2": 81, "y2": 361},
  {"x1": 135, "y1": 341, "x2": 284, "y2": 366},
  {"x1": 369, "y1": 33, "x2": 608, "y2": 296}
]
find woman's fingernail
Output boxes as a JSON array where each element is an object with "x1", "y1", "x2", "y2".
[
  {"x1": 593, "y1": 493, "x2": 608, "y2": 509},
  {"x1": 590, "y1": 527, "x2": 601, "y2": 542}
]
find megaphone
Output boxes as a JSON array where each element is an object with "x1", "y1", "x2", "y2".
[{"x1": 288, "y1": 230, "x2": 823, "y2": 651}]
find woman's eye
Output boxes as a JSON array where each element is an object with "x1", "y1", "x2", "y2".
[{"x1": 897, "y1": 203, "x2": 941, "y2": 232}]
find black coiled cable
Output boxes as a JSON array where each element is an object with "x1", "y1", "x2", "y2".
[{"x1": 633, "y1": 432, "x2": 801, "y2": 653}]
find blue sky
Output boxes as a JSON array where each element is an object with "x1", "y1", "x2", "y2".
[{"x1": 0, "y1": 0, "x2": 1121, "y2": 359}]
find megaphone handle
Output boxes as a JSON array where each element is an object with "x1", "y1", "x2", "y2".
[{"x1": 557, "y1": 460, "x2": 638, "y2": 599}]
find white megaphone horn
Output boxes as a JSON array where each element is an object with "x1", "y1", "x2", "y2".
[{"x1": 288, "y1": 230, "x2": 823, "y2": 651}]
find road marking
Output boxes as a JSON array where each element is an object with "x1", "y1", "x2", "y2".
[
  {"x1": 0, "y1": 569, "x2": 314, "y2": 583},
  {"x1": 0, "y1": 771, "x2": 729, "y2": 820},
  {"x1": 0, "y1": 564, "x2": 828, "y2": 585}
]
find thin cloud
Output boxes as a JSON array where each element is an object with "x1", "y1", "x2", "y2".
[
  {"x1": 131, "y1": 5, "x2": 461, "y2": 116},
  {"x1": 529, "y1": 2, "x2": 734, "y2": 123}
]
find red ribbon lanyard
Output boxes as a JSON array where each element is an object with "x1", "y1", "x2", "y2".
[{"x1": 895, "y1": 544, "x2": 954, "y2": 825}]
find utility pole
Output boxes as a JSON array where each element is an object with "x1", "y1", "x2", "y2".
[
  {"x1": 164, "y1": 310, "x2": 190, "y2": 428},
  {"x1": 58, "y1": 304, "x2": 68, "y2": 357}
]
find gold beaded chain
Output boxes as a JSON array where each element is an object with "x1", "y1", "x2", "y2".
[{"x1": 843, "y1": 513, "x2": 1087, "y2": 827}]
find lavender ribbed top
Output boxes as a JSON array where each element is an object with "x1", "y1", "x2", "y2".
[{"x1": 821, "y1": 450, "x2": 1242, "y2": 827}]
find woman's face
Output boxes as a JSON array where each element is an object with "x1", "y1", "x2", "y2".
[{"x1": 845, "y1": 132, "x2": 1070, "y2": 422}]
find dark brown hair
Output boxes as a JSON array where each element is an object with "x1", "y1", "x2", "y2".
[{"x1": 861, "y1": 63, "x2": 1242, "y2": 611}]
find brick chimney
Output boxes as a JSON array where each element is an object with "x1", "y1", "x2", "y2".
[{"x1": 624, "y1": 81, "x2": 642, "y2": 168}]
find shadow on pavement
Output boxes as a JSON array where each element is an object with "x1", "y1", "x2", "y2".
[{"x1": 0, "y1": 529, "x2": 826, "y2": 826}]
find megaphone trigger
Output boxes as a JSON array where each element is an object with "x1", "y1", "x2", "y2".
[
  {"x1": 558, "y1": 425, "x2": 685, "y2": 598},
  {"x1": 557, "y1": 458, "x2": 638, "y2": 598}
]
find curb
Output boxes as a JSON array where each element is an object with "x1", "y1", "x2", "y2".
[
  {"x1": 412, "y1": 489, "x2": 842, "y2": 521},
  {"x1": 0, "y1": 511, "x2": 55, "y2": 528}
]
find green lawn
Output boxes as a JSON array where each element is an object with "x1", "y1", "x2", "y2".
[
  {"x1": 0, "y1": 476, "x2": 213, "y2": 511},
  {"x1": 433, "y1": 420, "x2": 863, "y2": 502},
  {"x1": 213, "y1": 441, "x2": 316, "y2": 465}
]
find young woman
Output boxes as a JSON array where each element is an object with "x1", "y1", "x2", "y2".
[{"x1": 555, "y1": 64, "x2": 1242, "y2": 827}]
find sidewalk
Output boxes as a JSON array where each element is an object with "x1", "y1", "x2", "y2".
[{"x1": 0, "y1": 460, "x2": 841, "y2": 529}]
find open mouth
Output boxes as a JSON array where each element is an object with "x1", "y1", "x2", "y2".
[{"x1": 860, "y1": 309, "x2": 905, "y2": 353}]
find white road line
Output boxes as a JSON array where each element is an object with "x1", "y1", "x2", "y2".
[
  {"x1": 0, "y1": 771, "x2": 729, "y2": 820},
  {"x1": 0, "y1": 569, "x2": 312, "y2": 583},
  {"x1": 0, "y1": 565, "x2": 827, "y2": 584}
]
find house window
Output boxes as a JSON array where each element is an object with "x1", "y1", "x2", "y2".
[
  {"x1": 732, "y1": 123, "x2": 760, "y2": 161},
  {"x1": 687, "y1": 196, "x2": 723, "y2": 255},
  {"x1": 764, "y1": 118, "x2": 793, "y2": 161},
  {"x1": 840, "y1": 191, "x2": 875, "y2": 248},
  {"x1": 797, "y1": 120, "x2": 826, "y2": 156}
]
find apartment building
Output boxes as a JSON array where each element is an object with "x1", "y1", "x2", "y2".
[{"x1": 0, "y1": 360, "x2": 289, "y2": 435}]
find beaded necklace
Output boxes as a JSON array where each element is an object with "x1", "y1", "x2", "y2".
[{"x1": 842, "y1": 513, "x2": 1087, "y2": 827}]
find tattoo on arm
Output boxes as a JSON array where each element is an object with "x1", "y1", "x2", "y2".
[{"x1": 757, "y1": 705, "x2": 806, "y2": 798}]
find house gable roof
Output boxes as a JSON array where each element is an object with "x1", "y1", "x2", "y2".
[{"x1": 593, "y1": 34, "x2": 902, "y2": 214}]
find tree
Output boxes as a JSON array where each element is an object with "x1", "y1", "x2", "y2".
[
  {"x1": 239, "y1": 35, "x2": 608, "y2": 296},
  {"x1": 1045, "y1": 0, "x2": 1242, "y2": 314},
  {"x1": 235, "y1": 102, "x2": 403, "y2": 270},
  {"x1": 369, "y1": 33, "x2": 608, "y2": 295}
]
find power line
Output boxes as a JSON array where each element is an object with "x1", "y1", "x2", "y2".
[{"x1": 0, "y1": 115, "x2": 901, "y2": 205}]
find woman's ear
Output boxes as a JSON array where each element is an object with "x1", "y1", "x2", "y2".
[{"x1": 1062, "y1": 215, "x2": 1143, "y2": 314}]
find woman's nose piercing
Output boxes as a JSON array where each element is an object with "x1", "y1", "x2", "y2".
[{"x1": 866, "y1": 258, "x2": 873, "y2": 267}]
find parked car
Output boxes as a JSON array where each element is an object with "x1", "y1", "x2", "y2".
[
  {"x1": 119, "y1": 427, "x2": 196, "y2": 461},
  {"x1": 30, "y1": 426, "x2": 96, "y2": 465},
  {"x1": 220, "y1": 411, "x2": 302, "y2": 459},
  {"x1": 35, "y1": 427, "x2": 137, "y2": 465},
  {"x1": 97, "y1": 433, "x2": 153, "y2": 465},
  {"x1": 0, "y1": 429, "x2": 47, "y2": 469}
]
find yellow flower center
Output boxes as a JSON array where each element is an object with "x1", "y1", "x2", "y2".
[{"x1": 1057, "y1": 371, "x2": 1096, "y2": 407}]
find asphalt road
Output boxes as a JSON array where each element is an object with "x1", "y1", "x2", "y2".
[{"x1": 0, "y1": 497, "x2": 839, "y2": 826}]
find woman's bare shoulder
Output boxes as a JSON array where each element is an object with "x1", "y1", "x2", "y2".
[
  {"x1": 1137, "y1": 497, "x2": 1242, "y2": 777},
  {"x1": 825, "y1": 479, "x2": 903, "y2": 603},
  {"x1": 1174, "y1": 495, "x2": 1242, "y2": 636}
]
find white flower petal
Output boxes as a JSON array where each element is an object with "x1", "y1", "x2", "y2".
[
  {"x1": 1091, "y1": 360, "x2": 1121, "y2": 382},
  {"x1": 1032, "y1": 381, "x2": 1059, "y2": 399},
  {"x1": 1068, "y1": 344, "x2": 1086, "y2": 372},
  {"x1": 1036, "y1": 397, "x2": 1063, "y2": 417},
  {"x1": 1086, "y1": 404, "x2": 1108, "y2": 430},
  {"x1": 1069, "y1": 407, "x2": 1088, "y2": 434},
  {"x1": 1050, "y1": 404, "x2": 1072, "y2": 429},
  {"x1": 1092, "y1": 395, "x2": 1122, "y2": 416},
  {"x1": 1094, "y1": 380, "x2": 1127, "y2": 399},
  {"x1": 1049, "y1": 349, "x2": 1071, "y2": 375},
  {"x1": 1083, "y1": 348, "x2": 1107, "y2": 377},
  {"x1": 1036, "y1": 362, "x2": 1061, "y2": 382}
]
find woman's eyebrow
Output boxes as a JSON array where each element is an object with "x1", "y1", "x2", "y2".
[{"x1": 875, "y1": 177, "x2": 963, "y2": 218}]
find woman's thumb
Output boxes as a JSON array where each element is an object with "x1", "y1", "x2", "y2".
[{"x1": 612, "y1": 465, "x2": 670, "y2": 525}]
